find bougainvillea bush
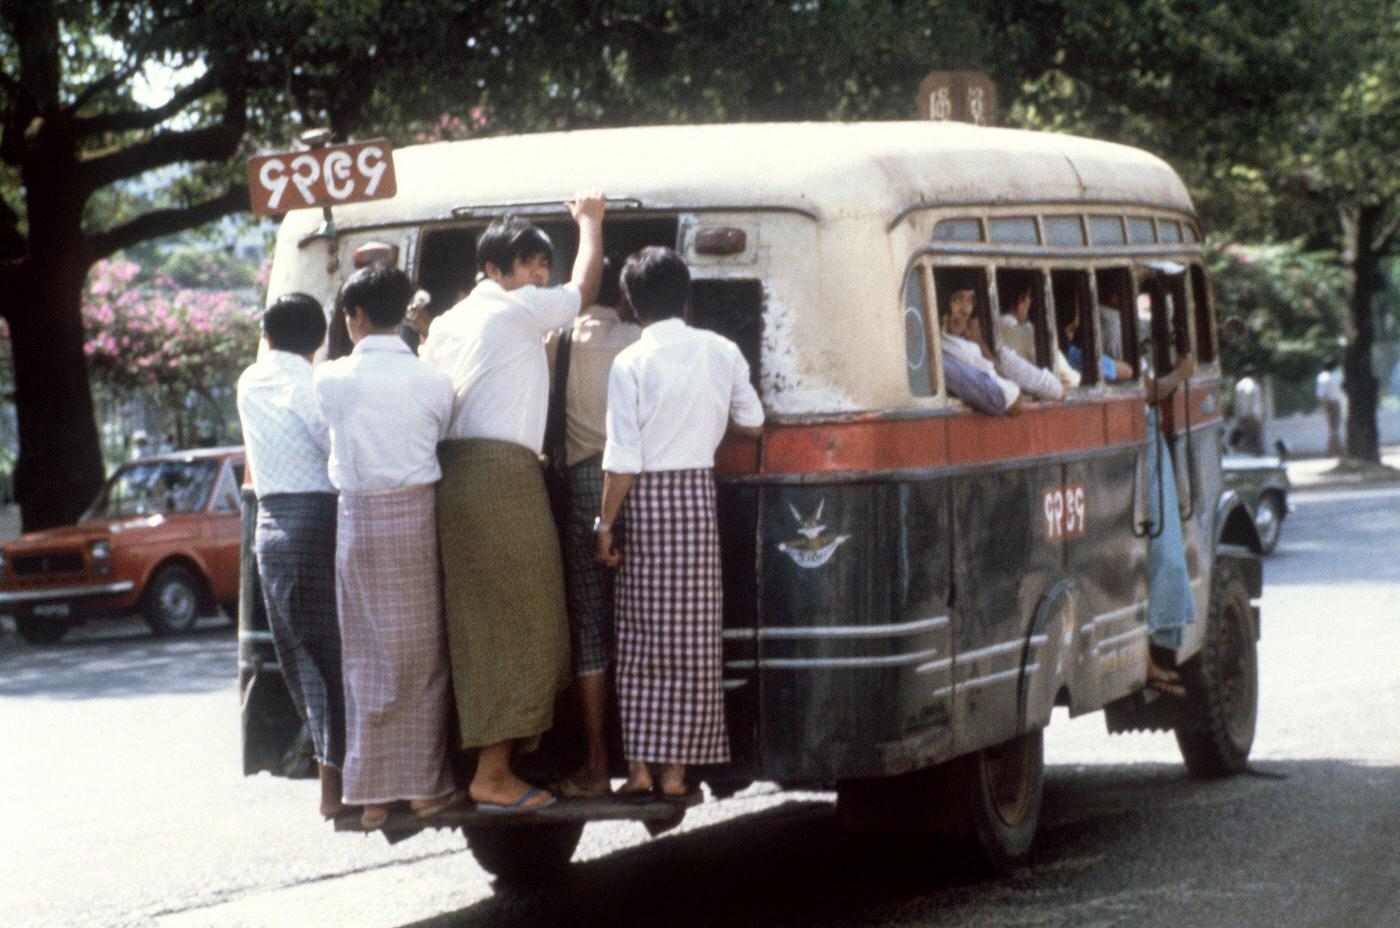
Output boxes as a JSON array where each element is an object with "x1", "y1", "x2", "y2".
[{"x1": 82, "y1": 258, "x2": 260, "y2": 457}]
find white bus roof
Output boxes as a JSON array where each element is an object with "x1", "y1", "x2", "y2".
[{"x1": 281, "y1": 121, "x2": 1195, "y2": 236}]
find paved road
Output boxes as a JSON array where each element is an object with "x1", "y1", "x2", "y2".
[{"x1": 1, "y1": 486, "x2": 1397, "y2": 927}]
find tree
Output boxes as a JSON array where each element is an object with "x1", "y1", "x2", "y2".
[{"x1": 0, "y1": 0, "x2": 509, "y2": 529}]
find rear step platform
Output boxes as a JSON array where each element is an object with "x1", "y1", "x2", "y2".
[{"x1": 332, "y1": 792, "x2": 702, "y2": 834}]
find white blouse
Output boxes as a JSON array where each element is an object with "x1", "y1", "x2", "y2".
[
  {"x1": 236, "y1": 350, "x2": 335, "y2": 496},
  {"x1": 602, "y1": 319, "x2": 764, "y2": 474},
  {"x1": 422, "y1": 279, "x2": 581, "y2": 453},
  {"x1": 313, "y1": 335, "x2": 455, "y2": 493}
]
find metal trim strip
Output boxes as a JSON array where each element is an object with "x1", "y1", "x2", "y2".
[
  {"x1": 0, "y1": 580, "x2": 135, "y2": 604},
  {"x1": 721, "y1": 615, "x2": 949, "y2": 641}
]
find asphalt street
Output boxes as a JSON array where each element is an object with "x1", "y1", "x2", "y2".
[{"x1": 1, "y1": 484, "x2": 1397, "y2": 928}]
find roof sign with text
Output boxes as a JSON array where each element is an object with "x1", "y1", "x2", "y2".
[{"x1": 247, "y1": 139, "x2": 397, "y2": 216}]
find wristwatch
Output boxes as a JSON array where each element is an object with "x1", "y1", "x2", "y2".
[{"x1": 593, "y1": 516, "x2": 612, "y2": 534}]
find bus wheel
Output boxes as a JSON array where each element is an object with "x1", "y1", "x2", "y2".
[
  {"x1": 947, "y1": 729, "x2": 1045, "y2": 874},
  {"x1": 1175, "y1": 562, "x2": 1257, "y2": 777},
  {"x1": 462, "y1": 822, "x2": 583, "y2": 885}
]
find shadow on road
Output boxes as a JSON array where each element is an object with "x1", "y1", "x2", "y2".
[
  {"x1": 404, "y1": 759, "x2": 1400, "y2": 928},
  {"x1": 0, "y1": 619, "x2": 233, "y2": 699}
]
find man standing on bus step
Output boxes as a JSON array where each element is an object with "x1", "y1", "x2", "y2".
[
  {"x1": 238, "y1": 293, "x2": 347, "y2": 819},
  {"x1": 315, "y1": 266, "x2": 461, "y2": 830},
  {"x1": 422, "y1": 193, "x2": 606, "y2": 812},
  {"x1": 544, "y1": 257, "x2": 641, "y2": 798},
  {"x1": 595, "y1": 246, "x2": 765, "y2": 801}
]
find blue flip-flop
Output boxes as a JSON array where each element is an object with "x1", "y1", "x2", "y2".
[{"x1": 475, "y1": 787, "x2": 557, "y2": 814}]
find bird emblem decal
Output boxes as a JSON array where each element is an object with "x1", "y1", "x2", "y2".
[{"x1": 777, "y1": 499, "x2": 851, "y2": 569}]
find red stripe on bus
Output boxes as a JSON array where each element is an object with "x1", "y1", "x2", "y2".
[{"x1": 714, "y1": 389, "x2": 1219, "y2": 477}]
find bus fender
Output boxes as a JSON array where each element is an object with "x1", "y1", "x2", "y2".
[
  {"x1": 1215, "y1": 490, "x2": 1262, "y2": 556},
  {"x1": 1018, "y1": 580, "x2": 1081, "y2": 733}
]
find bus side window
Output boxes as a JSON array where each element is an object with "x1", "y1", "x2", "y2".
[
  {"x1": 994, "y1": 267, "x2": 1052, "y2": 371},
  {"x1": 1094, "y1": 267, "x2": 1140, "y2": 378},
  {"x1": 931, "y1": 266, "x2": 992, "y2": 342},
  {"x1": 903, "y1": 264, "x2": 936, "y2": 397},
  {"x1": 1142, "y1": 275, "x2": 1178, "y2": 376},
  {"x1": 1050, "y1": 268, "x2": 1099, "y2": 385},
  {"x1": 1190, "y1": 263, "x2": 1217, "y2": 363}
]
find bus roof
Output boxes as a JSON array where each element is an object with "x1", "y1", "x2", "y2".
[{"x1": 281, "y1": 121, "x2": 1195, "y2": 236}]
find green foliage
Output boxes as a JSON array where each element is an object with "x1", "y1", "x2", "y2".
[{"x1": 1208, "y1": 239, "x2": 1347, "y2": 381}]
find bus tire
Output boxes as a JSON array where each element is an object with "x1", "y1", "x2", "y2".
[
  {"x1": 462, "y1": 822, "x2": 583, "y2": 885},
  {"x1": 946, "y1": 729, "x2": 1045, "y2": 874},
  {"x1": 1175, "y1": 561, "x2": 1257, "y2": 777}
]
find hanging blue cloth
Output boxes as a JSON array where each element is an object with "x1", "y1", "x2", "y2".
[{"x1": 1145, "y1": 404, "x2": 1197, "y2": 648}]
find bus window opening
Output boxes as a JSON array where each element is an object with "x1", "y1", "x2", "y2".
[
  {"x1": 1094, "y1": 267, "x2": 1139, "y2": 379},
  {"x1": 995, "y1": 267, "x2": 1052, "y2": 370},
  {"x1": 1052, "y1": 268, "x2": 1102, "y2": 385}
]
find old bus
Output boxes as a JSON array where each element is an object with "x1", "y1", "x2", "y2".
[{"x1": 239, "y1": 121, "x2": 1263, "y2": 880}]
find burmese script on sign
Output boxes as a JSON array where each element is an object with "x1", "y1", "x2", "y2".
[{"x1": 247, "y1": 140, "x2": 397, "y2": 216}]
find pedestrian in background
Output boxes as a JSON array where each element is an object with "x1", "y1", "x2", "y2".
[
  {"x1": 1232, "y1": 367, "x2": 1265, "y2": 455},
  {"x1": 237, "y1": 293, "x2": 346, "y2": 818},
  {"x1": 595, "y1": 246, "x2": 764, "y2": 801},
  {"x1": 314, "y1": 265, "x2": 460, "y2": 830},
  {"x1": 1318, "y1": 359, "x2": 1345, "y2": 457}
]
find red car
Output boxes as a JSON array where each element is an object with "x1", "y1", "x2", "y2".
[{"x1": 0, "y1": 447, "x2": 244, "y2": 644}]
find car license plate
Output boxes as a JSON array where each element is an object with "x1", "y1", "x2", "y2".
[{"x1": 32, "y1": 603, "x2": 71, "y2": 618}]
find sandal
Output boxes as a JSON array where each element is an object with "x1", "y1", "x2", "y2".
[
  {"x1": 413, "y1": 791, "x2": 466, "y2": 819},
  {"x1": 360, "y1": 806, "x2": 390, "y2": 831},
  {"x1": 551, "y1": 777, "x2": 611, "y2": 800}
]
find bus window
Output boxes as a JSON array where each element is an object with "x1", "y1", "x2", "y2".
[
  {"x1": 1126, "y1": 217, "x2": 1156, "y2": 245},
  {"x1": 994, "y1": 267, "x2": 1052, "y2": 370},
  {"x1": 1159, "y1": 220, "x2": 1183, "y2": 244},
  {"x1": 1044, "y1": 215, "x2": 1086, "y2": 247},
  {"x1": 1140, "y1": 269, "x2": 1191, "y2": 375},
  {"x1": 1051, "y1": 268, "x2": 1099, "y2": 386},
  {"x1": 903, "y1": 264, "x2": 936, "y2": 397},
  {"x1": 692, "y1": 279, "x2": 764, "y2": 391},
  {"x1": 1088, "y1": 215, "x2": 1126, "y2": 246},
  {"x1": 932, "y1": 266, "x2": 993, "y2": 348},
  {"x1": 932, "y1": 218, "x2": 984, "y2": 242},
  {"x1": 1189, "y1": 263, "x2": 1217, "y2": 363},
  {"x1": 987, "y1": 217, "x2": 1039, "y2": 245},
  {"x1": 1094, "y1": 267, "x2": 1139, "y2": 377}
]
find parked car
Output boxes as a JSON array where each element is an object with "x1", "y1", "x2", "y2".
[
  {"x1": 1222, "y1": 453, "x2": 1290, "y2": 554},
  {"x1": 0, "y1": 447, "x2": 244, "y2": 644}
]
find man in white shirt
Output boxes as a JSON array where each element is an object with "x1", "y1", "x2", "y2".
[
  {"x1": 596, "y1": 246, "x2": 764, "y2": 801},
  {"x1": 998, "y1": 288, "x2": 1080, "y2": 388},
  {"x1": 1231, "y1": 369, "x2": 1265, "y2": 455},
  {"x1": 967, "y1": 312, "x2": 1063, "y2": 402},
  {"x1": 313, "y1": 265, "x2": 460, "y2": 830},
  {"x1": 543, "y1": 259, "x2": 641, "y2": 798},
  {"x1": 1318, "y1": 359, "x2": 1345, "y2": 456},
  {"x1": 237, "y1": 293, "x2": 346, "y2": 819},
  {"x1": 422, "y1": 193, "x2": 605, "y2": 813},
  {"x1": 940, "y1": 288, "x2": 1023, "y2": 414}
]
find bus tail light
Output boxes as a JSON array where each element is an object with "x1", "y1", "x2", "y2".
[{"x1": 695, "y1": 227, "x2": 747, "y2": 255}]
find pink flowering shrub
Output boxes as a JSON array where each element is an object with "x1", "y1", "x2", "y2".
[{"x1": 82, "y1": 258, "x2": 259, "y2": 405}]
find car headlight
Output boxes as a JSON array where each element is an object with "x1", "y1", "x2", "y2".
[{"x1": 89, "y1": 539, "x2": 112, "y2": 575}]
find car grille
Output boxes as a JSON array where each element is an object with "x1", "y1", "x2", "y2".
[{"x1": 11, "y1": 552, "x2": 85, "y2": 576}]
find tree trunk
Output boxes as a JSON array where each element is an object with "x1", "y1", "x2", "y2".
[
  {"x1": 1342, "y1": 204, "x2": 1382, "y2": 463},
  {"x1": 7, "y1": 263, "x2": 106, "y2": 530}
]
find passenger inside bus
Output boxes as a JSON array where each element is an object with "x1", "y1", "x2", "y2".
[
  {"x1": 1061, "y1": 307, "x2": 1132, "y2": 382},
  {"x1": 939, "y1": 287, "x2": 1023, "y2": 415},
  {"x1": 997, "y1": 286, "x2": 1080, "y2": 389},
  {"x1": 966, "y1": 310, "x2": 1062, "y2": 401}
]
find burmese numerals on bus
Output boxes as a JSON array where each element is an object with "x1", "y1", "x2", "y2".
[
  {"x1": 1042, "y1": 482, "x2": 1087, "y2": 542},
  {"x1": 247, "y1": 140, "x2": 397, "y2": 216}
]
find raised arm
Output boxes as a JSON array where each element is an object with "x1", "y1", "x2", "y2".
[
  {"x1": 566, "y1": 192, "x2": 607, "y2": 308},
  {"x1": 1146, "y1": 352, "x2": 1195, "y2": 404}
]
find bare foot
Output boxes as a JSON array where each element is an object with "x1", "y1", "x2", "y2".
[
  {"x1": 1147, "y1": 658, "x2": 1186, "y2": 697},
  {"x1": 657, "y1": 763, "x2": 688, "y2": 798},
  {"x1": 618, "y1": 761, "x2": 654, "y2": 796}
]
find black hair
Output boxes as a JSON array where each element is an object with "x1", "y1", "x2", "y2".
[
  {"x1": 620, "y1": 246, "x2": 689, "y2": 322},
  {"x1": 338, "y1": 264, "x2": 413, "y2": 329},
  {"x1": 477, "y1": 215, "x2": 554, "y2": 278},
  {"x1": 262, "y1": 292, "x2": 326, "y2": 354}
]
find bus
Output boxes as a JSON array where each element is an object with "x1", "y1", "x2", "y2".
[{"x1": 239, "y1": 121, "x2": 1262, "y2": 881}]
